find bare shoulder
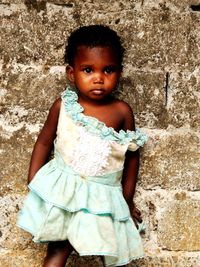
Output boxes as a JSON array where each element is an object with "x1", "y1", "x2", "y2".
[
  {"x1": 36, "y1": 97, "x2": 62, "y2": 144},
  {"x1": 113, "y1": 99, "x2": 135, "y2": 131},
  {"x1": 50, "y1": 97, "x2": 61, "y2": 112},
  {"x1": 45, "y1": 97, "x2": 61, "y2": 124},
  {"x1": 114, "y1": 99, "x2": 133, "y2": 115}
]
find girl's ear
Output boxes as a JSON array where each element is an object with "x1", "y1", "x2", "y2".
[{"x1": 66, "y1": 65, "x2": 75, "y2": 83}]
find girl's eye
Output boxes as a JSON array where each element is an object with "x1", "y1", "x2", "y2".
[
  {"x1": 104, "y1": 67, "x2": 115, "y2": 74},
  {"x1": 83, "y1": 68, "x2": 92, "y2": 73}
]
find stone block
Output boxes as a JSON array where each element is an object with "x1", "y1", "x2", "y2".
[
  {"x1": 130, "y1": 252, "x2": 200, "y2": 267},
  {"x1": 157, "y1": 200, "x2": 200, "y2": 251},
  {"x1": 0, "y1": 64, "x2": 66, "y2": 110},
  {"x1": 114, "y1": 66, "x2": 199, "y2": 129},
  {"x1": 118, "y1": 69, "x2": 200, "y2": 129},
  {"x1": 139, "y1": 129, "x2": 200, "y2": 190},
  {"x1": 0, "y1": 250, "x2": 45, "y2": 267},
  {"x1": 1, "y1": 1, "x2": 200, "y2": 71},
  {"x1": 0, "y1": 3, "x2": 78, "y2": 65},
  {"x1": 0, "y1": 1, "x2": 24, "y2": 3},
  {"x1": 167, "y1": 71, "x2": 200, "y2": 128},
  {"x1": 0, "y1": 129, "x2": 35, "y2": 194},
  {"x1": 141, "y1": 0, "x2": 199, "y2": 12},
  {"x1": 123, "y1": 11, "x2": 199, "y2": 71},
  {"x1": 116, "y1": 70, "x2": 167, "y2": 128}
]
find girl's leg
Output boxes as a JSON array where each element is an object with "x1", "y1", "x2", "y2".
[
  {"x1": 43, "y1": 240, "x2": 73, "y2": 267},
  {"x1": 101, "y1": 256, "x2": 105, "y2": 267}
]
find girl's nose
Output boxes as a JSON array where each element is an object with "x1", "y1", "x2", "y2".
[{"x1": 93, "y1": 73, "x2": 104, "y2": 84}]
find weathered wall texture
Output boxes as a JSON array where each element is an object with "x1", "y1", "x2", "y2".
[{"x1": 0, "y1": 0, "x2": 200, "y2": 266}]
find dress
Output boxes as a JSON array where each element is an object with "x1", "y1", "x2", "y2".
[{"x1": 17, "y1": 87, "x2": 148, "y2": 267}]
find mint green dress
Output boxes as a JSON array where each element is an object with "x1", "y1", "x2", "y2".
[{"x1": 17, "y1": 88, "x2": 148, "y2": 266}]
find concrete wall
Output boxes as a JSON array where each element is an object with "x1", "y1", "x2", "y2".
[{"x1": 0, "y1": 0, "x2": 200, "y2": 266}]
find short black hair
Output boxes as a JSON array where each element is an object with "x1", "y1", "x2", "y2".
[{"x1": 65, "y1": 25, "x2": 124, "y2": 67}]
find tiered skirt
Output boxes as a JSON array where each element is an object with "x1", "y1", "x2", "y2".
[{"x1": 17, "y1": 153, "x2": 144, "y2": 266}]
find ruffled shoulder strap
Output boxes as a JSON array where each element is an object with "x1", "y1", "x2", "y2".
[
  {"x1": 127, "y1": 128, "x2": 148, "y2": 151},
  {"x1": 61, "y1": 87, "x2": 148, "y2": 147}
]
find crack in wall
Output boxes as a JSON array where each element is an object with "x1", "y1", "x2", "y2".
[
  {"x1": 190, "y1": 5, "x2": 200, "y2": 12},
  {"x1": 164, "y1": 72, "x2": 169, "y2": 106},
  {"x1": 24, "y1": 0, "x2": 46, "y2": 12},
  {"x1": 53, "y1": 3, "x2": 74, "y2": 8}
]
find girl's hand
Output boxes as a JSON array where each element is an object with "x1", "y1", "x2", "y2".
[{"x1": 128, "y1": 201, "x2": 143, "y2": 229}]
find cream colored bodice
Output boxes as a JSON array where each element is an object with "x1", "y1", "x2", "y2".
[{"x1": 54, "y1": 89, "x2": 147, "y2": 177}]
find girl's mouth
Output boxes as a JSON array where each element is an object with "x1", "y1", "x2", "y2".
[{"x1": 90, "y1": 89, "x2": 105, "y2": 95}]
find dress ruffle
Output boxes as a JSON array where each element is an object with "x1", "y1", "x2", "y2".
[
  {"x1": 17, "y1": 153, "x2": 144, "y2": 266},
  {"x1": 18, "y1": 195, "x2": 144, "y2": 266},
  {"x1": 27, "y1": 154, "x2": 130, "y2": 221},
  {"x1": 61, "y1": 88, "x2": 148, "y2": 146}
]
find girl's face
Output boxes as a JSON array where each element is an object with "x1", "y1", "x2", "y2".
[{"x1": 67, "y1": 46, "x2": 122, "y2": 102}]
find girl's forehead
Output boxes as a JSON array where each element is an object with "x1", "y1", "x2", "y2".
[{"x1": 75, "y1": 46, "x2": 119, "y2": 63}]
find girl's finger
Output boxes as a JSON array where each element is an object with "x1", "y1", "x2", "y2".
[
  {"x1": 134, "y1": 207, "x2": 141, "y2": 215},
  {"x1": 132, "y1": 211, "x2": 143, "y2": 223},
  {"x1": 133, "y1": 217, "x2": 139, "y2": 229}
]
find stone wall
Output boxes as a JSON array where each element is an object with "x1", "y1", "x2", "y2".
[{"x1": 0, "y1": 0, "x2": 200, "y2": 266}]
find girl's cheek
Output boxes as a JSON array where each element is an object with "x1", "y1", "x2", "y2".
[{"x1": 84, "y1": 76, "x2": 93, "y2": 82}]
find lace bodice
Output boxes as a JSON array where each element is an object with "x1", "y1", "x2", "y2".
[
  {"x1": 69, "y1": 127, "x2": 111, "y2": 176},
  {"x1": 55, "y1": 88, "x2": 147, "y2": 176}
]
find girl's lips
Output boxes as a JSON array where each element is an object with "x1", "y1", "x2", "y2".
[{"x1": 90, "y1": 89, "x2": 105, "y2": 95}]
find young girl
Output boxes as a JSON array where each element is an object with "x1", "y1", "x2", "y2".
[{"x1": 17, "y1": 25, "x2": 147, "y2": 267}]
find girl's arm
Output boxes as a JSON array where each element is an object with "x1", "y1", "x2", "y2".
[
  {"x1": 120, "y1": 101, "x2": 142, "y2": 226},
  {"x1": 28, "y1": 98, "x2": 61, "y2": 184},
  {"x1": 122, "y1": 150, "x2": 142, "y2": 226}
]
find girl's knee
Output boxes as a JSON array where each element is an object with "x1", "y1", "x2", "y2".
[
  {"x1": 48, "y1": 240, "x2": 69, "y2": 253},
  {"x1": 43, "y1": 241, "x2": 73, "y2": 267}
]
